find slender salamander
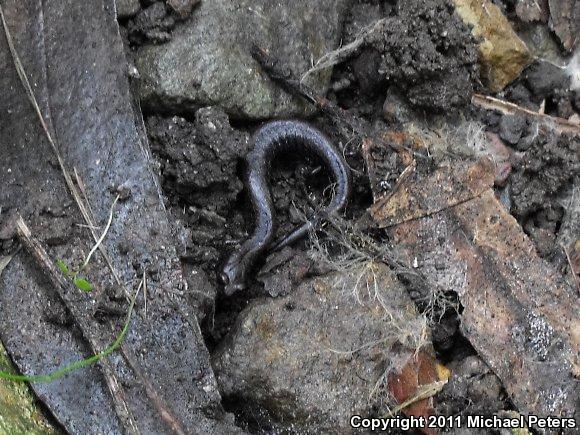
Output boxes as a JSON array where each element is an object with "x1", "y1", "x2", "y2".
[{"x1": 221, "y1": 120, "x2": 351, "y2": 295}]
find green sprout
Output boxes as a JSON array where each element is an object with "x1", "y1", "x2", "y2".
[{"x1": 55, "y1": 259, "x2": 93, "y2": 292}]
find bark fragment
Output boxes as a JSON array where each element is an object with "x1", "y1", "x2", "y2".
[{"x1": 370, "y1": 160, "x2": 579, "y2": 419}]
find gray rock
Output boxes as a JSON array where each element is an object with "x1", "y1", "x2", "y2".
[
  {"x1": 499, "y1": 113, "x2": 527, "y2": 145},
  {"x1": 383, "y1": 89, "x2": 415, "y2": 124},
  {"x1": 213, "y1": 263, "x2": 429, "y2": 433},
  {"x1": 136, "y1": 0, "x2": 349, "y2": 119},
  {"x1": 516, "y1": 0, "x2": 549, "y2": 22},
  {"x1": 525, "y1": 60, "x2": 569, "y2": 97},
  {"x1": 116, "y1": 0, "x2": 140, "y2": 18}
]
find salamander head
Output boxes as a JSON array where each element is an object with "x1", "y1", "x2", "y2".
[{"x1": 220, "y1": 252, "x2": 247, "y2": 295}]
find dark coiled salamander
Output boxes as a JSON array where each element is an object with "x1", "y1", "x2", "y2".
[{"x1": 221, "y1": 120, "x2": 351, "y2": 295}]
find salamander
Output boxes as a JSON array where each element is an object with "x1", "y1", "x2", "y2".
[{"x1": 221, "y1": 120, "x2": 351, "y2": 295}]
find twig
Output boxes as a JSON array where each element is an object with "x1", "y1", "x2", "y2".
[
  {"x1": 143, "y1": 270, "x2": 148, "y2": 319},
  {"x1": 12, "y1": 215, "x2": 140, "y2": 435},
  {"x1": 472, "y1": 94, "x2": 580, "y2": 135},
  {"x1": 382, "y1": 380, "x2": 447, "y2": 418},
  {"x1": 251, "y1": 44, "x2": 409, "y2": 155},
  {"x1": 74, "y1": 167, "x2": 97, "y2": 223},
  {"x1": 73, "y1": 171, "x2": 130, "y2": 299}
]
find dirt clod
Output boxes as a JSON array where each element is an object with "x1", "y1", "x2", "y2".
[{"x1": 368, "y1": 0, "x2": 479, "y2": 111}]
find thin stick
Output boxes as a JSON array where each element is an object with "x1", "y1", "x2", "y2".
[
  {"x1": 382, "y1": 380, "x2": 447, "y2": 418},
  {"x1": 143, "y1": 270, "x2": 148, "y2": 319},
  {"x1": 472, "y1": 94, "x2": 580, "y2": 135},
  {"x1": 13, "y1": 215, "x2": 140, "y2": 435},
  {"x1": 74, "y1": 167, "x2": 97, "y2": 225},
  {"x1": 251, "y1": 44, "x2": 409, "y2": 155}
]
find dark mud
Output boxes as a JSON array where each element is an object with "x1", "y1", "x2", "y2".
[{"x1": 330, "y1": 0, "x2": 480, "y2": 117}]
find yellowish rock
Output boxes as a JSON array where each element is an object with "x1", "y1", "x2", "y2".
[{"x1": 453, "y1": 0, "x2": 533, "y2": 91}]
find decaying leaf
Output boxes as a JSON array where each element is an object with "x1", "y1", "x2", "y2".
[
  {"x1": 370, "y1": 158, "x2": 495, "y2": 227},
  {"x1": 371, "y1": 159, "x2": 579, "y2": 419},
  {"x1": 387, "y1": 350, "x2": 444, "y2": 435}
]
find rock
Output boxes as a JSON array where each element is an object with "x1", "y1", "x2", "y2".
[
  {"x1": 556, "y1": 180, "x2": 580, "y2": 251},
  {"x1": 453, "y1": 0, "x2": 533, "y2": 92},
  {"x1": 499, "y1": 113, "x2": 527, "y2": 145},
  {"x1": 213, "y1": 263, "x2": 429, "y2": 433},
  {"x1": 524, "y1": 61, "x2": 569, "y2": 97},
  {"x1": 166, "y1": 0, "x2": 199, "y2": 18},
  {"x1": 484, "y1": 132, "x2": 514, "y2": 186},
  {"x1": 524, "y1": 221, "x2": 557, "y2": 257},
  {"x1": 548, "y1": 0, "x2": 580, "y2": 52},
  {"x1": 353, "y1": 48, "x2": 384, "y2": 95},
  {"x1": 382, "y1": 90, "x2": 415, "y2": 124},
  {"x1": 116, "y1": 0, "x2": 140, "y2": 18},
  {"x1": 518, "y1": 22, "x2": 565, "y2": 65},
  {"x1": 136, "y1": 0, "x2": 349, "y2": 119},
  {"x1": 342, "y1": 2, "x2": 383, "y2": 43},
  {"x1": 516, "y1": 0, "x2": 549, "y2": 22},
  {"x1": 506, "y1": 83, "x2": 534, "y2": 109},
  {"x1": 568, "y1": 49, "x2": 580, "y2": 91}
]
